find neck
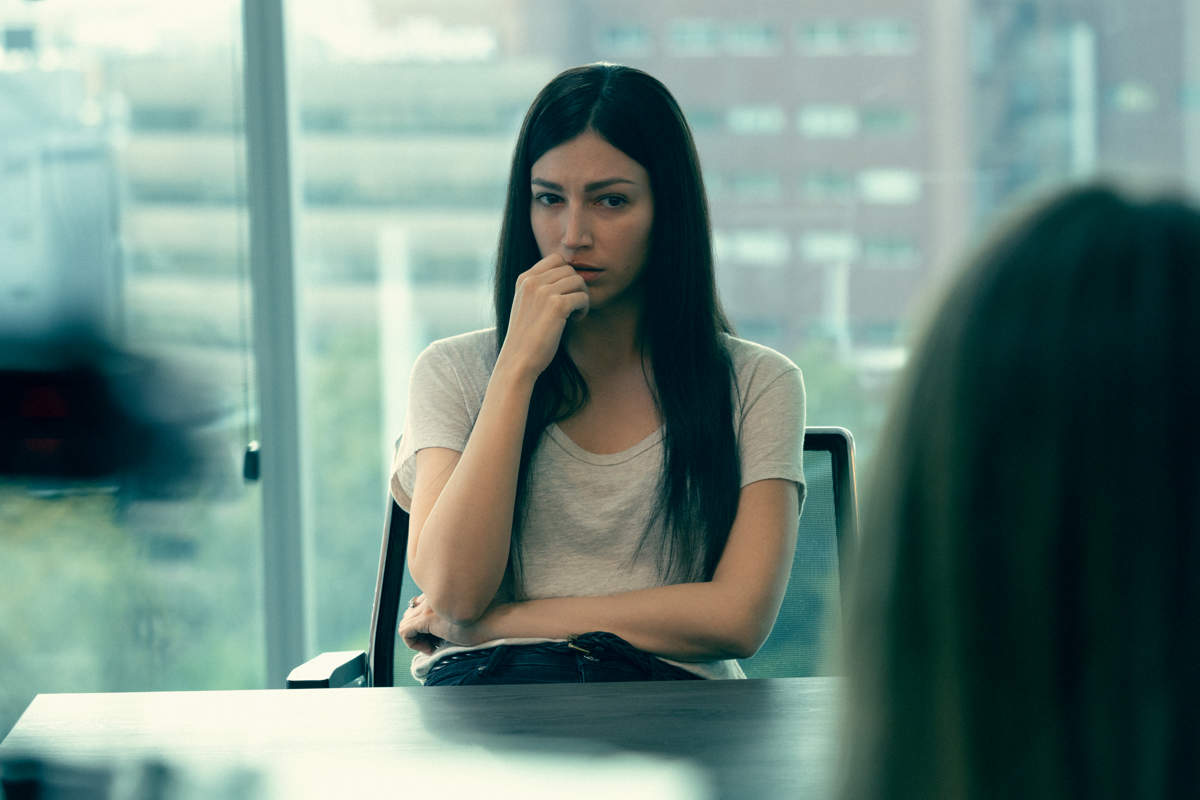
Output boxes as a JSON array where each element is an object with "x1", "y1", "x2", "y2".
[{"x1": 565, "y1": 302, "x2": 645, "y2": 377}]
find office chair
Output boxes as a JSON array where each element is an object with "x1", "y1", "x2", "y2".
[{"x1": 286, "y1": 425, "x2": 857, "y2": 687}]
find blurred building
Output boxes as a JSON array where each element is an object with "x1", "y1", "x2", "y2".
[
  {"x1": 971, "y1": 0, "x2": 1195, "y2": 220},
  {"x1": 6, "y1": 0, "x2": 1197, "y2": 415},
  {"x1": 548, "y1": 0, "x2": 972, "y2": 364},
  {"x1": 0, "y1": 28, "x2": 123, "y2": 342},
  {"x1": 367, "y1": 0, "x2": 971, "y2": 362}
]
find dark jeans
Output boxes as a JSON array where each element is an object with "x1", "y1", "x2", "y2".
[{"x1": 423, "y1": 631, "x2": 703, "y2": 686}]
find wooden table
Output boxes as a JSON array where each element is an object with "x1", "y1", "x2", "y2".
[{"x1": 1, "y1": 677, "x2": 840, "y2": 799}]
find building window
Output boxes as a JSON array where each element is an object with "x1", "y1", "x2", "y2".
[
  {"x1": 705, "y1": 172, "x2": 725, "y2": 201},
  {"x1": 800, "y1": 231, "x2": 860, "y2": 263},
  {"x1": 798, "y1": 104, "x2": 859, "y2": 138},
  {"x1": 668, "y1": 19, "x2": 721, "y2": 57},
  {"x1": 801, "y1": 170, "x2": 856, "y2": 201},
  {"x1": 729, "y1": 171, "x2": 783, "y2": 202},
  {"x1": 1109, "y1": 81, "x2": 1157, "y2": 113},
  {"x1": 1184, "y1": 83, "x2": 1200, "y2": 111},
  {"x1": 858, "y1": 19, "x2": 917, "y2": 55},
  {"x1": 862, "y1": 236, "x2": 920, "y2": 269},
  {"x1": 3, "y1": 26, "x2": 35, "y2": 51},
  {"x1": 728, "y1": 105, "x2": 786, "y2": 135},
  {"x1": 725, "y1": 22, "x2": 781, "y2": 56},
  {"x1": 596, "y1": 25, "x2": 652, "y2": 58},
  {"x1": 858, "y1": 169, "x2": 922, "y2": 204},
  {"x1": 724, "y1": 229, "x2": 791, "y2": 266},
  {"x1": 684, "y1": 106, "x2": 723, "y2": 132},
  {"x1": 797, "y1": 20, "x2": 853, "y2": 55},
  {"x1": 861, "y1": 106, "x2": 916, "y2": 135},
  {"x1": 130, "y1": 106, "x2": 203, "y2": 131},
  {"x1": 853, "y1": 320, "x2": 902, "y2": 345}
]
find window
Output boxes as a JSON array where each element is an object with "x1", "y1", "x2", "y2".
[
  {"x1": 726, "y1": 22, "x2": 781, "y2": 56},
  {"x1": 6, "y1": 0, "x2": 1196, "y2": 718},
  {"x1": 801, "y1": 170, "x2": 856, "y2": 201},
  {"x1": 798, "y1": 20, "x2": 853, "y2": 55},
  {"x1": 798, "y1": 104, "x2": 860, "y2": 138},
  {"x1": 728, "y1": 104, "x2": 787, "y2": 135},
  {"x1": 800, "y1": 231, "x2": 861, "y2": 263},
  {"x1": 720, "y1": 229, "x2": 792, "y2": 266},
  {"x1": 861, "y1": 106, "x2": 917, "y2": 135},
  {"x1": 1185, "y1": 83, "x2": 1200, "y2": 111},
  {"x1": 729, "y1": 171, "x2": 784, "y2": 201},
  {"x1": 858, "y1": 169, "x2": 922, "y2": 204},
  {"x1": 3, "y1": 25, "x2": 35, "y2": 51},
  {"x1": 862, "y1": 236, "x2": 921, "y2": 269},
  {"x1": 683, "y1": 106, "x2": 723, "y2": 132},
  {"x1": 596, "y1": 25, "x2": 652, "y2": 58},
  {"x1": 301, "y1": 108, "x2": 348, "y2": 132},
  {"x1": 1109, "y1": 81, "x2": 1158, "y2": 113},
  {"x1": 704, "y1": 172, "x2": 726, "y2": 201},
  {"x1": 1, "y1": 0, "x2": 265, "y2": 738},
  {"x1": 668, "y1": 19, "x2": 722, "y2": 56},
  {"x1": 130, "y1": 106, "x2": 204, "y2": 131},
  {"x1": 858, "y1": 19, "x2": 917, "y2": 55}
]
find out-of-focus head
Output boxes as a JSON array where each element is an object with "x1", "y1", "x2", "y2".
[
  {"x1": 0, "y1": 329, "x2": 222, "y2": 496},
  {"x1": 843, "y1": 183, "x2": 1200, "y2": 798},
  {"x1": 494, "y1": 63, "x2": 721, "y2": 340}
]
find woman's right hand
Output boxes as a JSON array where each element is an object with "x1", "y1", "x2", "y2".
[{"x1": 495, "y1": 254, "x2": 589, "y2": 382}]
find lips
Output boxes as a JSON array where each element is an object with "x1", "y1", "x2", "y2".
[{"x1": 570, "y1": 262, "x2": 603, "y2": 283}]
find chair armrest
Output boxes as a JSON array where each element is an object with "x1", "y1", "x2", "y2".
[{"x1": 286, "y1": 650, "x2": 367, "y2": 689}]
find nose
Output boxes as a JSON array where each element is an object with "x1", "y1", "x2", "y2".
[{"x1": 562, "y1": 204, "x2": 592, "y2": 251}]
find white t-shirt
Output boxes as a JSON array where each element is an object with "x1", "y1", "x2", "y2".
[{"x1": 391, "y1": 328, "x2": 806, "y2": 681}]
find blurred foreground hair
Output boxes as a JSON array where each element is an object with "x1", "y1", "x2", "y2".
[{"x1": 842, "y1": 183, "x2": 1200, "y2": 799}]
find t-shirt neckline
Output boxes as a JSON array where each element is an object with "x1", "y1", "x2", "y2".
[{"x1": 546, "y1": 424, "x2": 664, "y2": 466}]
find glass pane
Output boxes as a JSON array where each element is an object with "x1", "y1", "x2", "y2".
[
  {"x1": 290, "y1": 1, "x2": 1199, "y2": 678},
  {"x1": 1, "y1": 0, "x2": 264, "y2": 736}
]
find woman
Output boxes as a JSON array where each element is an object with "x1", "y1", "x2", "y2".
[
  {"x1": 842, "y1": 184, "x2": 1200, "y2": 797},
  {"x1": 391, "y1": 64, "x2": 806, "y2": 685}
]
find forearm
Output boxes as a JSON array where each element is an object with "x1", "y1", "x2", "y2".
[
  {"x1": 410, "y1": 366, "x2": 534, "y2": 622},
  {"x1": 478, "y1": 580, "x2": 780, "y2": 662}
]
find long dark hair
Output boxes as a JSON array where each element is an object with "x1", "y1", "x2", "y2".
[
  {"x1": 494, "y1": 64, "x2": 739, "y2": 585},
  {"x1": 842, "y1": 183, "x2": 1200, "y2": 798}
]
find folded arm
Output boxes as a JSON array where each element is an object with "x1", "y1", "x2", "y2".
[
  {"x1": 401, "y1": 477, "x2": 799, "y2": 662},
  {"x1": 406, "y1": 368, "x2": 530, "y2": 625},
  {"x1": 407, "y1": 257, "x2": 590, "y2": 624}
]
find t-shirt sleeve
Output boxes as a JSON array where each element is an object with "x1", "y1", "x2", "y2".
[
  {"x1": 738, "y1": 365, "x2": 806, "y2": 508},
  {"x1": 390, "y1": 344, "x2": 475, "y2": 510}
]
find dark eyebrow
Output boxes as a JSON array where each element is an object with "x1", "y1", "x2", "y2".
[{"x1": 531, "y1": 177, "x2": 637, "y2": 193}]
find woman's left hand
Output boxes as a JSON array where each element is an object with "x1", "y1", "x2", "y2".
[{"x1": 398, "y1": 595, "x2": 491, "y2": 655}]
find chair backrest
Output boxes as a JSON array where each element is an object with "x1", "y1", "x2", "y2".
[
  {"x1": 367, "y1": 424, "x2": 857, "y2": 686},
  {"x1": 365, "y1": 495, "x2": 411, "y2": 686},
  {"x1": 739, "y1": 425, "x2": 858, "y2": 677}
]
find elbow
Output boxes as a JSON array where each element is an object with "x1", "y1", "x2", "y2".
[
  {"x1": 700, "y1": 631, "x2": 758, "y2": 661},
  {"x1": 438, "y1": 601, "x2": 490, "y2": 627},
  {"x1": 408, "y1": 560, "x2": 498, "y2": 625},
  {"x1": 710, "y1": 608, "x2": 773, "y2": 661},
  {"x1": 723, "y1": 632, "x2": 763, "y2": 661},
  {"x1": 417, "y1": 578, "x2": 493, "y2": 626}
]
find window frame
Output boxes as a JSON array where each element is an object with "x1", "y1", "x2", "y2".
[{"x1": 242, "y1": 0, "x2": 312, "y2": 687}]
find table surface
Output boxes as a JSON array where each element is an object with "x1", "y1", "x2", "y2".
[{"x1": 0, "y1": 676, "x2": 841, "y2": 799}]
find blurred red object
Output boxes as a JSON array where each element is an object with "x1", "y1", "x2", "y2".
[{"x1": 1, "y1": 331, "x2": 219, "y2": 493}]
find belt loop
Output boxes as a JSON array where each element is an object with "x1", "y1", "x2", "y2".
[{"x1": 483, "y1": 644, "x2": 512, "y2": 675}]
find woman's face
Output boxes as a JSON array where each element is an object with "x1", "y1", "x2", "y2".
[{"x1": 529, "y1": 130, "x2": 654, "y2": 313}]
